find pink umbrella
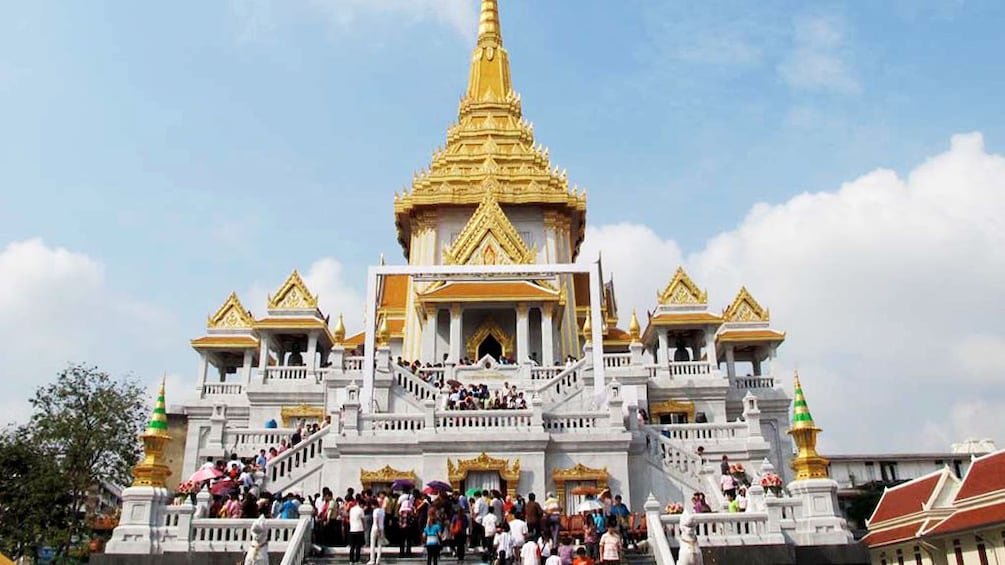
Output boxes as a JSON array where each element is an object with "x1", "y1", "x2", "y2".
[
  {"x1": 189, "y1": 466, "x2": 223, "y2": 483},
  {"x1": 211, "y1": 478, "x2": 238, "y2": 496}
]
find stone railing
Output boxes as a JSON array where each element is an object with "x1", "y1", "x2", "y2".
[
  {"x1": 530, "y1": 366, "x2": 562, "y2": 381},
  {"x1": 641, "y1": 427, "x2": 705, "y2": 495},
  {"x1": 602, "y1": 352, "x2": 632, "y2": 368},
  {"x1": 732, "y1": 375, "x2": 775, "y2": 389},
  {"x1": 435, "y1": 409, "x2": 534, "y2": 431},
  {"x1": 202, "y1": 382, "x2": 245, "y2": 397},
  {"x1": 280, "y1": 505, "x2": 316, "y2": 565},
  {"x1": 534, "y1": 358, "x2": 587, "y2": 406},
  {"x1": 661, "y1": 511, "x2": 779, "y2": 546},
  {"x1": 543, "y1": 412, "x2": 604, "y2": 432},
  {"x1": 265, "y1": 366, "x2": 310, "y2": 381},
  {"x1": 360, "y1": 413, "x2": 426, "y2": 434},
  {"x1": 226, "y1": 427, "x2": 296, "y2": 454},
  {"x1": 264, "y1": 426, "x2": 328, "y2": 492},
  {"x1": 344, "y1": 356, "x2": 364, "y2": 372},
  {"x1": 392, "y1": 364, "x2": 441, "y2": 403},
  {"x1": 648, "y1": 422, "x2": 748, "y2": 443},
  {"x1": 667, "y1": 361, "x2": 713, "y2": 376},
  {"x1": 160, "y1": 500, "x2": 302, "y2": 553}
]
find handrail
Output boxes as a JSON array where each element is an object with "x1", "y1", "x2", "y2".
[
  {"x1": 640, "y1": 426, "x2": 705, "y2": 495},
  {"x1": 265, "y1": 425, "x2": 329, "y2": 491},
  {"x1": 533, "y1": 357, "x2": 587, "y2": 405},
  {"x1": 280, "y1": 508, "x2": 314, "y2": 565},
  {"x1": 647, "y1": 422, "x2": 748, "y2": 442},
  {"x1": 392, "y1": 363, "x2": 441, "y2": 403}
]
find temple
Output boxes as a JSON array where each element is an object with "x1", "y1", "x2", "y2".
[{"x1": 113, "y1": 0, "x2": 862, "y2": 559}]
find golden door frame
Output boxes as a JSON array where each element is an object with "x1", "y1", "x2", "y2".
[
  {"x1": 465, "y1": 317, "x2": 515, "y2": 360},
  {"x1": 360, "y1": 465, "x2": 418, "y2": 492},
  {"x1": 649, "y1": 399, "x2": 696, "y2": 423},
  {"x1": 280, "y1": 404, "x2": 326, "y2": 427},
  {"x1": 448, "y1": 452, "x2": 521, "y2": 495},
  {"x1": 552, "y1": 463, "x2": 609, "y2": 512}
]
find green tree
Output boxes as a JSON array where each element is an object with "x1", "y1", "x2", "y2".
[{"x1": 25, "y1": 364, "x2": 148, "y2": 556}]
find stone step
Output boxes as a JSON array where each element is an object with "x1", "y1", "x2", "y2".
[{"x1": 305, "y1": 545, "x2": 655, "y2": 565}]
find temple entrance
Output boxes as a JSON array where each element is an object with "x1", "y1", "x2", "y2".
[{"x1": 478, "y1": 335, "x2": 503, "y2": 360}]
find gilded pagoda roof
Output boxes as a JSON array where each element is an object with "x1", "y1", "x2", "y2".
[
  {"x1": 393, "y1": 0, "x2": 586, "y2": 259},
  {"x1": 418, "y1": 280, "x2": 559, "y2": 303}
]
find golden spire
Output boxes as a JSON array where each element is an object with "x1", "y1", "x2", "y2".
[
  {"x1": 333, "y1": 313, "x2": 346, "y2": 344},
  {"x1": 787, "y1": 373, "x2": 830, "y2": 480},
  {"x1": 132, "y1": 377, "x2": 172, "y2": 488},
  {"x1": 582, "y1": 312, "x2": 592, "y2": 341},
  {"x1": 376, "y1": 315, "x2": 390, "y2": 347},
  {"x1": 467, "y1": 0, "x2": 511, "y2": 101},
  {"x1": 628, "y1": 309, "x2": 641, "y2": 342}
]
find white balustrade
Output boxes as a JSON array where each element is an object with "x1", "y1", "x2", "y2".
[
  {"x1": 360, "y1": 413, "x2": 426, "y2": 434},
  {"x1": 393, "y1": 365, "x2": 441, "y2": 403},
  {"x1": 642, "y1": 427, "x2": 705, "y2": 494},
  {"x1": 648, "y1": 422, "x2": 748, "y2": 442},
  {"x1": 202, "y1": 382, "x2": 245, "y2": 397},
  {"x1": 733, "y1": 376, "x2": 775, "y2": 389},
  {"x1": 417, "y1": 366, "x2": 445, "y2": 382},
  {"x1": 543, "y1": 413, "x2": 603, "y2": 432},
  {"x1": 530, "y1": 366, "x2": 561, "y2": 381},
  {"x1": 667, "y1": 361, "x2": 713, "y2": 376},
  {"x1": 435, "y1": 409, "x2": 533, "y2": 431},
  {"x1": 344, "y1": 356, "x2": 364, "y2": 372},
  {"x1": 189, "y1": 518, "x2": 299, "y2": 552},
  {"x1": 265, "y1": 366, "x2": 310, "y2": 381},
  {"x1": 602, "y1": 353, "x2": 633, "y2": 368},
  {"x1": 225, "y1": 428, "x2": 296, "y2": 453},
  {"x1": 660, "y1": 512, "x2": 773, "y2": 546},
  {"x1": 265, "y1": 426, "x2": 329, "y2": 492},
  {"x1": 534, "y1": 358, "x2": 587, "y2": 406}
]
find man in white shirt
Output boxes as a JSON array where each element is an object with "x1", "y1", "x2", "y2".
[
  {"x1": 520, "y1": 538, "x2": 540, "y2": 565},
  {"x1": 493, "y1": 523, "x2": 513, "y2": 565},
  {"x1": 348, "y1": 498, "x2": 366, "y2": 564},
  {"x1": 481, "y1": 507, "x2": 499, "y2": 559},
  {"x1": 509, "y1": 513, "x2": 528, "y2": 550},
  {"x1": 473, "y1": 492, "x2": 489, "y2": 550}
]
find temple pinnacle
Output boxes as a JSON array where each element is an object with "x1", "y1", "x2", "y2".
[
  {"x1": 787, "y1": 373, "x2": 830, "y2": 480},
  {"x1": 478, "y1": 0, "x2": 502, "y2": 47},
  {"x1": 467, "y1": 0, "x2": 512, "y2": 101}
]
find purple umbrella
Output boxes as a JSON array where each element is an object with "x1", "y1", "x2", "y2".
[
  {"x1": 426, "y1": 480, "x2": 452, "y2": 492},
  {"x1": 391, "y1": 478, "x2": 415, "y2": 491}
]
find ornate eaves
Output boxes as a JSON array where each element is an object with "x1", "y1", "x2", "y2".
[
  {"x1": 207, "y1": 292, "x2": 255, "y2": 330},
  {"x1": 268, "y1": 270, "x2": 318, "y2": 310},
  {"x1": 443, "y1": 189, "x2": 535, "y2": 265},
  {"x1": 657, "y1": 267, "x2": 708, "y2": 306},
  {"x1": 723, "y1": 286, "x2": 770, "y2": 322}
]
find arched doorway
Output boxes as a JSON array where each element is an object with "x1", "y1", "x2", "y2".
[{"x1": 478, "y1": 335, "x2": 503, "y2": 360}]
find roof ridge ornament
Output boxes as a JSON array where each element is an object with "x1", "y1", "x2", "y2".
[
  {"x1": 657, "y1": 266, "x2": 708, "y2": 306},
  {"x1": 788, "y1": 373, "x2": 830, "y2": 480},
  {"x1": 723, "y1": 286, "x2": 770, "y2": 322},
  {"x1": 267, "y1": 269, "x2": 319, "y2": 310},
  {"x1": 207, "y1": 292, "x2": 255, "y2": 329}
]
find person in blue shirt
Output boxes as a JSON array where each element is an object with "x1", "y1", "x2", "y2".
[
  {"x1": 423, "y1": 514, "x2": 444, "y2": 565},
  {"x1": 280, "y1": 493, "x2": 300, "y2": 519}
]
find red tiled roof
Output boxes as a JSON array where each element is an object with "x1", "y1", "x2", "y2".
[
  {"x1": 870, "y1": 473, "x2": 943, "y2": 524},
  {"x1": 925, "y1": 501, "x2": 1005, "y2": 536},
  {"x1": 955, "y1": 451, "x2": 1005, "y2": 503},
  {"x1": 861, "y1": 521, "x2": 926, "y2": 548}
]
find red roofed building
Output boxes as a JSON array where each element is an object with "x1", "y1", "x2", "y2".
[{"x1": 863, "y1": 449, "x2": 1005, "y2": 564}]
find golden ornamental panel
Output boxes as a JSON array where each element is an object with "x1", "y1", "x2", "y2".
[
  {"x1": 649, "y1": 399, "x2": 696, "y2": 423},
  {"x1": 657, "y1": 266, "x2": 708, "y2": 306},
  {"x1": 267, "y1": 270, "x2": 319, "y2": 310},
  {"x1": 551, "y1": 462, "x2": 608, "y2": 511},
  {"x1": 280, "y1": 404, "x2": 325, "y2": 427},
  {"x1": 466, "y1": 317, "x2": 514, "y2": 360},
  {"x1": 447, "y1": 452, "x2": 521, "y2": 487},
  {"x1": 207, "y1": 292, "x2": 255, "y2": 330},
  {"x1": 360, "y1": 465, "x2": 418, "y2": 491}
]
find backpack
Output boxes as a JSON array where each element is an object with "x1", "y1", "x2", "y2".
[{"x1": 450, "y1": 515, "x2": 464, "y2": 536}]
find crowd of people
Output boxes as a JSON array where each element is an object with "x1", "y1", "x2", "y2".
[{"x1": 444, "y1": 383, "x2": 528, "y2": 411}]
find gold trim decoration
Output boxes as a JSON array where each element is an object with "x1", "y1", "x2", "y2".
[
  {"x1": 723, "y1": 286, "x2": 770, "y2": 322},
  {"x1": 132, "y1": 378, "x2": 172, "y2": 487},
  {"x1": 628, "y1": 309, "x2": 641, "y2": 342},
  {"x1": 443, "y1": 190, "x2": 536, "y2": 265},
  {"x1": 657, "y1": 267, "x2": 708, "y2": 306},
  {"x1": 207, "y1": 292, "x2": 255, "y2": 330},
  {"x1": 280, "y1": 404, "x2": 325, "y2": 427},
  {"x1": 649, "y1": 399, "x2": 696, "y2": 423},
  {"x1": 333, "y1": 313, "x2": 346, "y2": 344},
  {"x1": 360, "y1": 465, "x2": 418, "y2": 492},
  {"x1": 552, "y1": 463, "x2": 608, "y2": 511},
  {"x1": 377, "y1": 315, "x2": 391, "y2": 347},
  {"x1": 788, "y1": 374, "x2": 830, "y2": 480},
  {"x1": 447, "y1": 452, "x2": 521, "y2": 493},
  {"x1": 268, "y1": 270, "x2": 319, "y2": 310},
  {"x1": 466, "y1": 317, "x2": 514, "y2": 360}
]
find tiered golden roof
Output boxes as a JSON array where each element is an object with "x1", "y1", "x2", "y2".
[
  {"x1": 267, "y1": 270, "x2": 318, "y2": 310},
  {"x1": 657, "y1": 266, "x2": 708, "y2": 306},
  {"x1": 723, "y1": 286, "x2": 769, "y2": 322},
  {"x1": 394, "y1": 0, "x2": 586, "y2": 259},
  {"x1": 131, "y1": 379, "x2": 172, "y2": 488},
  {"x1": 206, "y1": 292, "x2": 255, "y2": 329},
  {"x1": 443, "y1": 189, "x2": 536, "y2": 265}
]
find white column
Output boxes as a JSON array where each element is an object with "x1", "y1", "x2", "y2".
[
  {"x1": 516, "y1": 303, "x2": 530, "y2": 363},
  {"x1": 725, "y1": 345, "x2": 736, "y2": 378},
  {"x1": 588, "y1": 262, "x2": 606, "y2": 401},
  {"x1": 705, "y1": 327, "x2": 718, "y2": 367},
  {"x1": 449, "y1": 304, "x2": 462, "y2": 363},
  {"x1": 540, "y1": 306, "x2": 554, "y2": 366},
  {"x1": 657, "y1": 329, "x2": 669, "y2": 365},
  {"x1": 258, "y1": 334, "x2": 270, "y2": 370},
  {"x1": 242, "y1": 350, "x2": 254, "y2": 385},
  {"x1": 421, "y1": 308, "x2": 438, "y2": 363},
  {"x1": 362, "y1": 267, "x2": 379, "y2": 413},
  {"x1": 306, "y1": 331, "x2": 319, "y2": 370},
  {"x1": 196, "y1": 352, "x2": 209, "y2": 394},
  {"x1": 753, "y1": 351, "x2": 763, "y2": 377}
]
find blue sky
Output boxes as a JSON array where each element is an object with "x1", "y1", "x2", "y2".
[{"x1": 2, "y1": 1, "x2": 1004, "y2": 452}]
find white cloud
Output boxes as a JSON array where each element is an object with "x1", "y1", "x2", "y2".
[
  {"x1": 245, "y1": 257, "x2": 365, "y2": 334},
  {"x1": 0, "y1": 239, "x2": 177, "y2": 427},
  {"x1": 584, "y1": 133, "x2": 1005, "y2": 453},
  {"x1": 231, "y1": 0, "x2": 477, "y2": 43},
  {"x1": 778, "y1": 14, "x2": 861, "y2": 94}
]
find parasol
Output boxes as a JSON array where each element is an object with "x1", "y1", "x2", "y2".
[
  {"x1": 466, "y1": 487, "x2": 483, "y2": 498},
  {"x1": 570, "y1": 485, "x2": 598, "y2": 496},
  {"x1": 446, "y1": 379, "x2": 462, "y2": 388},
  {"x1": 391, "y1": 478, "x2": 415, "y2": 491},
  {"x1": 426, "y1": 480, "x2": 452, "y2": 492},
  {"x1": 189, "y1": 466, "x2": 223, "y2": 483},
  {"x1": 421, "y1": 486, "x2": 438, "y2": 496},
  {"x1": 576, "y1": 498, "x2": 604, "y2": 513}
]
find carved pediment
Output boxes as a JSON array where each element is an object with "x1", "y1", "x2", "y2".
[
  {"x1": 723, "y1": 286, "x2": 769, "y2": 322},
  {"x1": 443, "y1": 190, "x2": 535, "y2": 265},
  {"x1": 268, "y1": 270, "x2": 318, "y2": 310},
  {"x1": 207, "y1": 292, "x2": 255, "y2": 330},
  {"x1": 657, "y1": 267, "x2": 707, "y2": 306}
]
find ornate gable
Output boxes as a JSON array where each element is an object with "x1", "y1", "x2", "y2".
[
  {"x1": 267, "y1": 270, "x2": 318, "y2": 310},
  {"x1": 443, "y1": 190, "x2": 535, "y2": 265},
  {"x1": 207, "y1": 292, "x2": 255, "y2": 330},
  {"x1": 657, "y1": 267, "x2": 707, "y2": 305},
  {"x1": 723, "y1": 286, "x2": 770, "y2": 322}
]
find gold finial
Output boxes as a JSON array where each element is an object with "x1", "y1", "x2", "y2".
[
  {"x1": 131, "y1": 376, "x2": 172, "y2": 488},
  {"x1": 628, "y1": 309, "x2": 641, "y2": 342},
  {"x1": 787, "y1": 373, "x2": 830, "y2": 480},
  {"x1": 467, "y1": 0, "x2": 512, "y2": 101},
  {"x1": 333, "y1": 313, "x2": 346, "y2": 344},
  {"x1": 582, "y1": 312, "x2": 592, "y2": 341},
  {"x1": 377, "y1": 315, "x2": 390, "y2": 347}
]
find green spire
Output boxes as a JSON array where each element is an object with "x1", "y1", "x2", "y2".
[
  {"x1": 791, "y1": 373, "x2": 816, "y2": 428},
  {"x1": 146, "y1": 377, "x2": 168, "y2": 434}
]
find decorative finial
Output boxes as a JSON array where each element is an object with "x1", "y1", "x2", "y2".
[
  {"x1": 582, "y1": 312, "x2": 592, "y2": 341},
  {"x1": 477, "y1": 0, "x2": 502, "y2": 47},
  {"x1": 628, "y1": 309, "x2": 641, "y2": 342},
  {"x1": 131, "y1": 376, "x2": 172, "y2": 488},
  {"x1": 377, "y1": 315, "x2": 390, "y2": 347},
  {"x1": 787, "y1": 373, "x2": 830, "y2": 480},
  {"x1": 334, "y1": 313, "x2": 346, "y2": 344}
]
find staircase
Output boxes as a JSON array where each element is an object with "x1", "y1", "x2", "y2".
[
  {"x1": 303, "y1": 545, "x2": 656, "y2": 565},
  {"x1": 533, "y1": 357, "x2": 588, "y2": 410},
  {"x1": 264, "y1": 425, "x2": 330, "y2": 494},
  {"x1": 640, "y1": 426, "x2": 710, "y2": 504},
  {"x1": 390, "y1": 364, "x2": 441, "y2": 410}
]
